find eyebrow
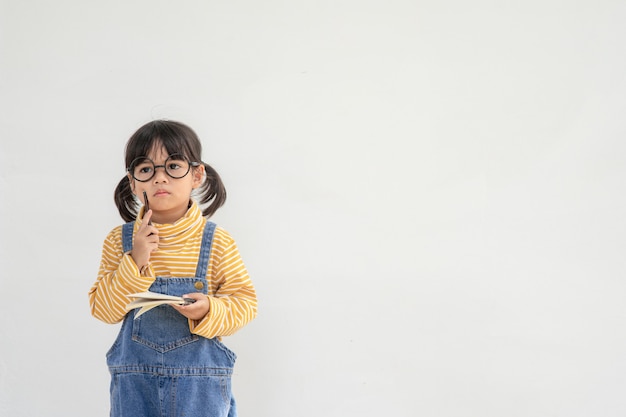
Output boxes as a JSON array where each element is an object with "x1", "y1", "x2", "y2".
[{"x1": 137, "y1": 154, "x2": 188, "y2": 164}]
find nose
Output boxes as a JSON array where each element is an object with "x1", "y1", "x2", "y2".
[{"x1": 152, "y1": 164, "x2": 169, "y2": 183}]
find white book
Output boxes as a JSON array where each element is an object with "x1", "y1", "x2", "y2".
[{"x1": 126, "y1": 291, "x2": 195, "y2": 319}]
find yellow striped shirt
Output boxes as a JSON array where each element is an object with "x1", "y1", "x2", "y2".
[{"x1": 89, "y1": 201, "x2": 257, "y2": 339}]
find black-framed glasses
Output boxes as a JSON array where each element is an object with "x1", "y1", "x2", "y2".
[{"x1": 128, "y1": 154, "x2": 200, "y2": 182}]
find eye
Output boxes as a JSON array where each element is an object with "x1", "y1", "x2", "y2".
[
  {"x1": 167, "y1": 162, "x2": 183, "y2": 171},
  {"x1": 138, "y1": 164, "x2": 154, "y2": 174}
]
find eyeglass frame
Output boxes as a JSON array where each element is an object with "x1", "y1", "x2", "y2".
[{"x1": 127, "y1": 154, "x2": 201, "y2": 182}]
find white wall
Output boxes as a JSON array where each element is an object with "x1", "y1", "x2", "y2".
[{"x1": 1, "y1": 1, "x2": 625, "y2": 416}]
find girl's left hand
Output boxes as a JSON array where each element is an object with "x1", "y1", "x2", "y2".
[{"x1": 172, "y1": 293, "x2": 210, "y2": 320}]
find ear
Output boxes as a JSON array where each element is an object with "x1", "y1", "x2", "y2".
[{"x1": 191, "y1": 164, "x2": 205, "y2": 189}]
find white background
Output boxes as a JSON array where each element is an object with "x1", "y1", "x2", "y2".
[{"x1": 1, "y1": 1, "x2": 626, "y2": 416}]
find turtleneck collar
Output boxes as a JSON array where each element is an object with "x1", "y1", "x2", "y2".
[{"x1": 136, "y1": 199, "x2": 205, "y2": 247}]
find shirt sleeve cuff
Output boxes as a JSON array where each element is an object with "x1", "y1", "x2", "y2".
[{"x1": 120, "y1": 253, "x2": 155, "y2": 288}]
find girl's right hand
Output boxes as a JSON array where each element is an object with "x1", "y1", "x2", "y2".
[{"x1": 130, "y1": 209, "x2": 159, "y2": 271}]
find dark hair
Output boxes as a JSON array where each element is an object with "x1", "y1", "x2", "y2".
[{"x1": 114, "y1": 120, "x2": 226, "y2": 222}]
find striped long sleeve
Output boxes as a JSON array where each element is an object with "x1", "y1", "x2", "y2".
[
  {"x1": 191, "y1": 231, "x2": 258, "y2": 338},
  {"x1": 89, "y1": 204, "x2": 257, "y2": 339},
  {"x1": 88, "y1": 227, "x2": 155, "y2": 324}
]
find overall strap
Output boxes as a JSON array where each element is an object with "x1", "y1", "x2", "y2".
[
  {"x1": 195, "y1": 221, "x2": 217, "y2": 278},
  {"x1": 122, "y1": 221, "x2": 135, "y2": 253}
]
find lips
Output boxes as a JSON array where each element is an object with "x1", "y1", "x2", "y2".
[{"x1": 154, "y1": 190, "x2": 170, "y2": 197}]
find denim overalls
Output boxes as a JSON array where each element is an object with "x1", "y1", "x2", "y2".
[{"x1": 106, "y1": 221, "x2": 238, "y2": 417}]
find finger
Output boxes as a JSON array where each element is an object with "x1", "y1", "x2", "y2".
[
  {"x1": 142, "y1": 209, "x2": 153, "y2": 226},
  {"x1": 146, "y1": 225, "x2": 159, "y2": 237},
  {"x1": 182, "y1": 293, "x2": 204, "y2": 301},
  {"x1": 138, "y1": 224, "x2": 158, "y2": 240}
]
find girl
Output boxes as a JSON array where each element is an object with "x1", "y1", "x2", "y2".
[{"x1": 89, "y1": 120, "x2": 257, "y2": 417}]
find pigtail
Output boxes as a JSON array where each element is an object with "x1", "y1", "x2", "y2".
[
  {"x1": 114, "y1": 176, "x2": 139, "y2": 223},
  {"x1": 198, "y1": 162, "x2": 227, "y2": 218}
]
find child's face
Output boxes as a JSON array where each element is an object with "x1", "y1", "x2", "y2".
[{"x1": 128, "y1": 145, "x2": 204, "y2": 224}]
